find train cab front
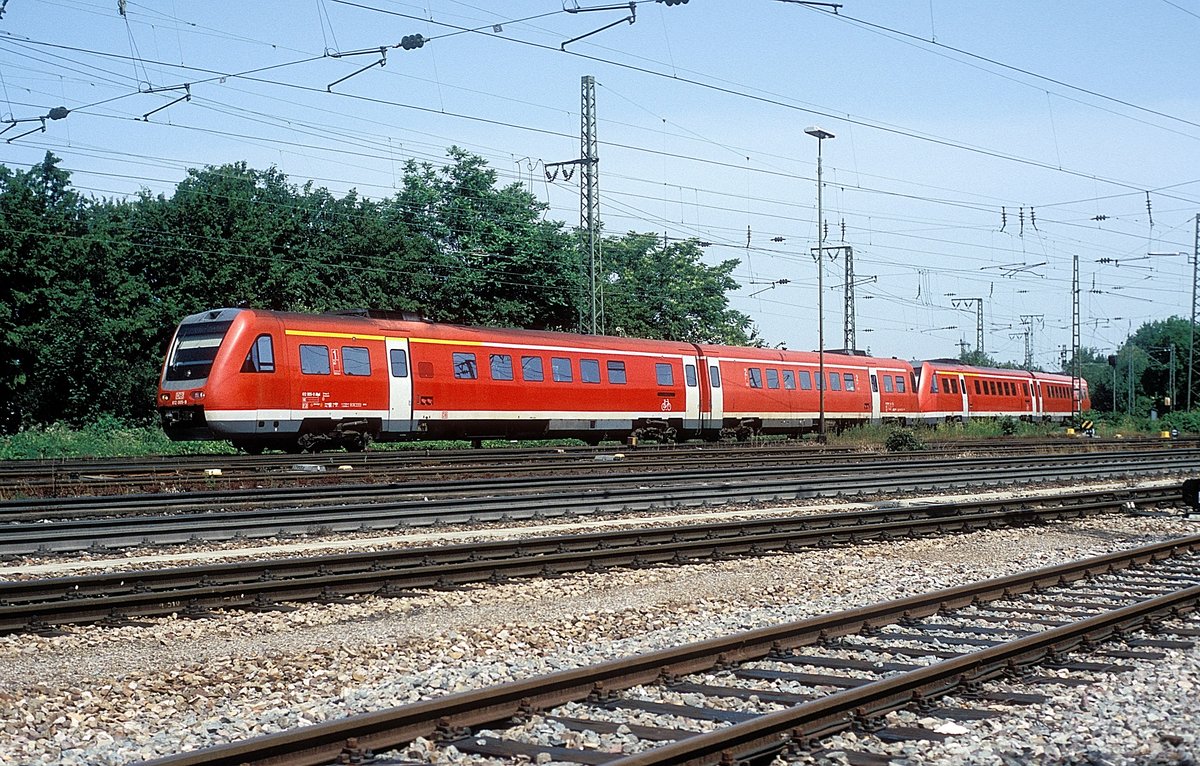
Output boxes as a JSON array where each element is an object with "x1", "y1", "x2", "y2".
[{"x1": 157, "y1": 308, "x2": 241, "y2": 441}]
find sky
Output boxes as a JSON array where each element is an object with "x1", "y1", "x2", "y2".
[{"x1": 0, "y1": 0, "x2": 1197, "y2": 369}]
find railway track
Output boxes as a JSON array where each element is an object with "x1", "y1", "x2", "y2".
[
  {"x1": 2, "y1": 485, "x2": 1180, "y2": 634},
  {"x1": 2, "y1": 436, "x2": 1191, "y2": 497},
  {"x1": 2, "y1": 450, "x2": 1196, "y2": 556},
  {"x1": 138, "y1": 534, "x2": 1200, "y2": 766}
]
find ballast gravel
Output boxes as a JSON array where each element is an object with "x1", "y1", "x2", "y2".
[{"x1": 1, "y1": 511, "x2": 1198, "y2": 764}]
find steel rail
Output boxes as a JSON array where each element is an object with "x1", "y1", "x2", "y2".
[
  {"x1": 3, "y1": 436, "x2": 1187, "y2": 489},
  {"x1": 8, "y1": 446, "x2": 1192, "y2": 516},
  {"x1": 3, "y1": 440, "x2": 1193, "y2": 502},
  {"x1": 0, "y1": 451, "x2": 1194, "y2": 556},
  {"x1": 609, "y1": 584, "x2": 1200, "y2": 766},
  {"x1": 0, "y1": 486, "x2": 1178, "y2": 635},
  {"x1": 139, "y1": 534, "x2": 1200, "y2": 766}
]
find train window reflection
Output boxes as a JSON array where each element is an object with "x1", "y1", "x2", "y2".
[
  {"x1": 453, "y1": 352, "x2": 478, "y2": 380},
  {"x1": 300, "y1": 344, "x2": 330, "y2": 375},
  {"x1": 521, "y1": 356, "x2": 544, "y2": 382}
]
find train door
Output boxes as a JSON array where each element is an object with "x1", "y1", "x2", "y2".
[
  {"x1": 683, "y1": 356, "x2": 702, "y2": 433},
  {"x1": 703, "y1": 359, "x2": 724, "y2": 432},
  {"x1": 385, "y1": 338, "x2": 414, "y2": 433},
  {"x1": 1031, "y1": 381, "x2": 1042, "y2": 418},
  {"x1": 867, "y1": 367, "x2": 881, "y2": 422},
  {"x1": 957, "y1": 375, "x2": 968, "y2": 418}
]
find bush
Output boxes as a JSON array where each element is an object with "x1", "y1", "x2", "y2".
[
  {"x1": 997, "y1": 416, "x2": 1018, "y2": 436},
  {"x1": 1160, "y1": 410, "x2": 1200, "y2": 434},
  {"x1": 885, "y1": 429, "x2": 926, "y2": 452}
]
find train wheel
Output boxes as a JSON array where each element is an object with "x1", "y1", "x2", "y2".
[{"x1": 345, "y1": 432, "x2": 372, "y2": 452}]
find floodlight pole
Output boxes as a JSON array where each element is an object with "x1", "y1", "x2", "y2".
[{"x1": 805, "y1": 126, "x2": 834, "y2": 444}]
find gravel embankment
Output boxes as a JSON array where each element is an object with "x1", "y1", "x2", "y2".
[{"x1": 0, "y1": 493, "x2": 1196, "y2": 764}]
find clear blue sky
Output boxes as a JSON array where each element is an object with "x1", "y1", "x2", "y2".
[{"x1": 1, "y1": 0, "x2": 1197, "y2": 367}]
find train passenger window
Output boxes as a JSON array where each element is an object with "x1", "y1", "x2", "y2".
[
  {"x1": 783, "y1": 370, "x2": 796, "y2": 390},
  {"x1": 941, "y1": 376, "x2": 951, "y2": 392},
  {"x1": 829, "y1": 373, "x2": 842, "y2": 391},
  {"x1": 552, "y1": 357, "x2": 573, "y2": 382},
  {"x1": 952, "y1": 379, "x2": 961, "y2": 394},
  {"x1": 896, "y1": 376, "x2": 906, "y2": 393},
  {"x1": 709, "y1": 365, "x2": 721, "y2": 388},
  {"x1": 607, "y1": 360, "x2": 627, "y2": 384},
  {"x1": 491, "y1": 354, "x2": 514, "y2": 381},
  {"x1": 1022, "y1": 383, "x2": 1029, "y2": 396},
  {"x1": 930, "y1": 375, "x2": 939, "y2": 394},
  {"x1": 342, "y1": 347, "x2": 371, "y2": 376},
  {"x1": 300, "y1": 344, "x2": 331, "y2": 375},
  {"x1": 685, "y1": 364, "x2": 698, "y2": 387},
  {"x1": 521, "y1": 356, "x2": 544, "y2": 382},
  {"x1": 843, "y1": 373, "x2": 856, "y2": 391},
  {"x1": 389, "y1": 348, "x2": 409, "y2": 378},
  {"x1": 1006, "y1": 382, "x2": 1014, "y2": 396},
  {"x1": 581, "y1": 359, "x2": 601, "y2": 383},
  {"x1": 766, "y1": 369, "x2": 780, "y2": 389},
  {"x1": 453, "y1": 352, "x2": 478, "y2": 380},
  {"x1": 814, "y1": 372, "x2": 823, "y2": 390},
  {"x1": 241, "y1": 334, "x2": 275, "y2": 373},
  {"x1": 991, "y1": 381, "x2": 999, "y2": 395},
  {"x1": 882, "y1": 375, "x2": 893, "y2": 393},
  {"x1": 418, "y1": 361, "x2": 434, "y2": 378},
  {"x1": 799, "y1": 371, "x2": 812, "y2": 390},
  {"x1": 656, "y1": 363, "x2": 674, "y2": 386},
  {"x1": 747, "y1": 368, "x2": 763, "y2": 388},
  {"x1": 974, "y1": 380, "x2": 981, "y2": 394}
]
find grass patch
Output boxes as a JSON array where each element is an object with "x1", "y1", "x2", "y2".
[{"x1": 0, "y1": 418, "x2": 234, "y2": 460}]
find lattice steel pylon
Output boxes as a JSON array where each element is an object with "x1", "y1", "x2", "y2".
[
  {"x1": 1191, "y1": 213, "x2": 1199, "y2": 410},
  {"x1": 1010, "y1": 328, "x2": 1032, "y2": 369},
  {"x1": 1071, "y1": 254, "x2": 1082, "y2": 420},
  {"x1": 952, "y1": 297, "x2": 985, "y2": 354},
  {"x1": 581, "y1": 75, "x2": 601, "y2": 335},
  {"x1": 843, "y1": 244, "x2": 855, "y2": 350}
]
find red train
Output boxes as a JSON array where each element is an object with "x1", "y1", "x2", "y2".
[{"x1": 157, "y1": 308, "x2": 1090, "y2": 452}]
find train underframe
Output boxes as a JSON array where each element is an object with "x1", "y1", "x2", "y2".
[{"x1": 162, "y1": 405, "x2": 1076, "y2": 454}]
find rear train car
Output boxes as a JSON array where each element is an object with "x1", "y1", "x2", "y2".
[{"x1": 914, "y1": 359, "x2": 1090, "y2": 422}]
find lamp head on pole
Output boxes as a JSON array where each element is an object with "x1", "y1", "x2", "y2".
[{"x1": 804, "y1": 126, "x2": 835, "y2": 140}]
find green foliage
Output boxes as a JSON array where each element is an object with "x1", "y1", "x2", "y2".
[
  {"x1": 885, "y1": 428, "x2": 926, "y2": 452},
  {"x1": 1086, "y1": 318, "x2": 1193, "y2": 415},
  {"x1": 601, "y1": 233, "x2": 756, "y2": 345},
  {"x1": 997, "y1": 416, "x2": 1018, "y2": 436},
  {"x1": 0, "y1": 419, "x2": 235, "y2": 459},
  {"x1": 1160, "y1": 410, "x2": 1200, "y2": 434},
  {"x1": 956, "y1": 349, "x2": 1029, "y2": 370}
]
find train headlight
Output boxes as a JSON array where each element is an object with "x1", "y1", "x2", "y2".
[
  {"x1": 160, "y1": 394, "x2": 170, "y2": 402},
  {"x1": 191, "y1": 391, "x2": 205, "y2": 400}
]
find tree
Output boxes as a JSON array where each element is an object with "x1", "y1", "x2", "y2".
[
  {"x1": 387, "y1": 147, "x2": 579, "y2": 330},
  {"x1": 0, "y1": 152, "x2": 91, "y2": 429},
  {"x1": 599, "y1": 233, "x2": 756, "y2": 345},
  {"x1": 956, "y1": 349, "x2": 1026, "y2": 370}
]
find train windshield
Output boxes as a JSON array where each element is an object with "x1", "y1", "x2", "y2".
[{"x1": 164, "y1": 319, "x2": 233, "y2": 382}]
